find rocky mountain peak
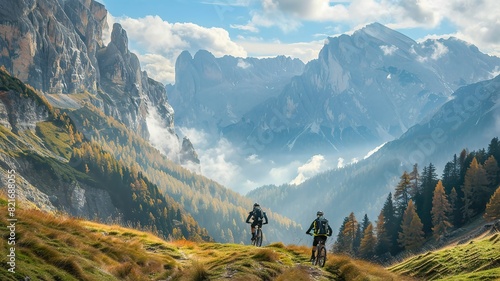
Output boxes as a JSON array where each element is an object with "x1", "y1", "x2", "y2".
[
  {"x1": 193, "y1": 49, "x2": 216, "y2": 61},
  {"x1": 0, "y1": 0, "x2": 193, "y2": 168},
  {"x1": 357, "y1": 22, "x2": 416, "y2": 46},
  {"x1": 180, "y1": 137, "x2": 200, "y2": 166},
  {"x1": 110, "y1": 23, "x2": 129, "y2": 56}
]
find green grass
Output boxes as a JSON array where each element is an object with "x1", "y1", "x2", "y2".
[
  {"x1": 389, "y1": 233, "x2": 500, "y2": 280},
  {"x1": 35, "y1": 121, "x2": 73, "y2": 159}
]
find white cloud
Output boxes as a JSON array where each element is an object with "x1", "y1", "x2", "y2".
[
  {"x1": 430, "y1": 41, "x2": 449, "y2": 60},
  {"x1": 237, "y1": 59, "x2": 252, "y2": 69},
  {"x1": 414, "y1": 40, "x2": 449, "y2": 62},
  {"x1": 177, "y1": 127, "x2": 209, "y2": 148},
  {"x1": 298, "y1": 155, "x2": 325, "y2": 174},
  {"x1": 237, "y1": 38, "x2": 323, "y2": 63},
  {"x1": 246, "y1": 154, "x2": 261, "y2": 164},
  {"x1": 106, "y1": 14, "x2": 247, "y2": 84},
  {"x1": 230, "y1": 23, "x2": 259, "y2": 33},
  {"x1": 259, "y1": 0, "x2": 350, "y2": 25},
  {"x1": 337, "y1": 157, "x2": 345, "y2": 168},
  {"x1": 136, "y1": 53, "x2": 175, "y2": 85},
  {"x1": 198, "y1": 138, "x2": 242, "y2": 188},
  {"x1": 146, "y1": 105, "x2": 180, "y2": 161},
  {"x1": 290, "y1": 154, "x2": 328, "y2": 185},
  {"x1": 491, "y1": 66, "x2": 500, "y2": 79},
  {"x1": 270, "y1": 161, "x2": 300, "y2": 183},
  {"x1": 246, "y1": 0, "x2": 500, "y2": 56},
  {"x1": 380, "y1": 45, "x2": 398, "y2": 56}
]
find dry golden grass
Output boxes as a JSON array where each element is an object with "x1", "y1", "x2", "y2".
[
  {"x1": 275, "y1": 265, "x2": 314, "y2": 281},
  {"x1": 182, "y1": 260, "x2": 210, "y2": 281},
  {"x1": 0, "y1": 196, "x2": 415, "y2": 281},
  {"x1": 253, "y1": 248, "x2": 280, "y2": 262},
  {"x1": 326, "y1": 254, "x2": 415, "y2": 281},
  {"x1": 0, "y1": 203, "x2": 177, "y2": 280}
]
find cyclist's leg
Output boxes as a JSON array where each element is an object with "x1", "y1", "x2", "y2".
[
  {"x1": 319, "y1": 236, "x2": 327, "y2": 254},
  {"x1": 250, "y1": 221, "x2": 258, "y2": 240},
  {"x1": 311, "y1": 236, "x2": 319, "y2": 261}
]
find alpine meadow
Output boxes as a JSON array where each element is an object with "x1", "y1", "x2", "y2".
[{"x1": 0, "y1": 0, "x2": 500, "y2": 280}]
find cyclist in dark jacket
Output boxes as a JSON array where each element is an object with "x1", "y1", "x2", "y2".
[
  {"x1": 246, "y1": 203, "x2": 268, "y2": 241},
  {"x1": 306, "y1": 211, "x2": 332, "y2": 262}
]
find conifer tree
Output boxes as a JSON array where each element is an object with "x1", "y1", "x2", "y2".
[
  {"x1": 431, "y1": 180, "x2": 452, "y2": 239},
  {"x1": 342, "y1": 212, "x2": 359, "y2": 255},
  {"x1": 484, "y1": 155, "x2": 500, "y2": 195},
  {"x1": 415, "y1": 163, "x2": 438, "y2": 235},
  {"x1": 359, "y1": 223, "x2": 376, "y2": 259},
  {"x1": 375, "y1": 211, "x2": 390, "y2": 256},
  {"x1": 463, "y1": 157, "x2": 488, "y2": 221},
  {"x1": 459, "y1": 149, "x2": 469, "y2": 179},
  {"x1": 449, "y1": 187, "x2": 461, "y2": 227},
  {"x1": 381, "y1": 193, "x2": 398, "y2": 253},
  {"x1": 360, "y1": 214, "x2": 371, "y2": 240},
  {"x1": 484, "y1": 186, "x2": 500, "y2": 221},
  {"x1": 394, "y1": 171, "x2": 412, "y2": 214},
  {"x1": 398, "y1": 200, "x2": 425, "y2": 252},
  {"x1": 409, "y1": 163, "x2": 420, "y2": 198},
  {"x1": 354, "y1": 223, "x2": 362, "y2": 256},
  {"x1": 333, "y1": 216, "x2": 350, "y2": 254},
  {"x1": 487, "y1": 137, "x2": 500, "y2": 163},
  {"x1": 442, "y1": 154, "x2": 460, "y2": 194}
]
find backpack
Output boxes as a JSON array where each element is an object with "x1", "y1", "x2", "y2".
[
  {"x1": 253, "y1": 207, "x2": 263, "y2": 221},
  {"x1": 315, "y1": 218, "x2": 329, "y2": 235}
]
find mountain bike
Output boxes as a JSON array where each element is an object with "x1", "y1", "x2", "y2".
[
  {"x1": 314, "y1": 239, "x2": 327, "y2": 267},
  {"x1": 308, "y1": 234, "x2": 327, "y2": 267},
  {"x1": 252, "y1": 224, "x2": 263, "y2": 247}
]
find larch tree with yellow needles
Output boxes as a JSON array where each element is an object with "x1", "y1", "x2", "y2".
[{"x1": 431, "y1": 180, "x2": 452, "y2": 239}]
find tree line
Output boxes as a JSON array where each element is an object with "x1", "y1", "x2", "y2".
[{"x1": 332, "y1": 137, "x2": 500, "y2": 262}]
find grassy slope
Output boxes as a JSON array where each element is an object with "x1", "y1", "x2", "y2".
[
  {"x1": 389, "y1": 233, "x2": 500, "y2": 280},
  {"x1": 0, "y1": 198, "x2": 409, "y2": 281}
]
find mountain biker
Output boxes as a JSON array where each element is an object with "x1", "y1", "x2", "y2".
[
  {"x1": 246, "y1": 203, "x2": 268, "y2": 241},
  {"x1": 306, "y1": 211, "x2": 333, "y2": 262}
]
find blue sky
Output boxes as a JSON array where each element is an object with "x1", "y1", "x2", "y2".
[{"x1": 100, "y1": 0, "x2": 500, "y2": 85}]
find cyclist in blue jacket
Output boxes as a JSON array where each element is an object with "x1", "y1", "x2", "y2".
[{"x1": 246, "y1": 203, "x2": 268, "y2": 241}]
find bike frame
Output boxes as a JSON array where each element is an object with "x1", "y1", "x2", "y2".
[{"x1": 252, "y1": 224, "x2": 263, "y2": 247}]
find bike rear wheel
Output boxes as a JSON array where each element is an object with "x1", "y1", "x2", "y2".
[
  {"x1": 317, "y1": 245, "x2": 327, "y2": 267},
  {"x1": 255, "y1": 228, "x2": 263, "y2": 247}
]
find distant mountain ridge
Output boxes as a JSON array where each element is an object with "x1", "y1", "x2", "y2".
[
  {"x1": 222, "y1": 23, "x2": 500, "y2": 157},
  {"x1": 167, "y1": 50, "x2": 304, "y2": 134}
]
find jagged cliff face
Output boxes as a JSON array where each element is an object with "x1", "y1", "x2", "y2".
[
  {"x1": 0, "y1": 88, "x2": 50, "y2": 132},
  {"x1": 0, "y1": 0, "x2": 106, "y2": 94},
  {"x1": 0, "y1": 72, "x2": 118, "y2": 219},
  {"x1": 0, "y1": 0, "x2": 196, "y2": 165},
  {"x1": 96, "y1": 23, "x2": 172, "y2": 138}
]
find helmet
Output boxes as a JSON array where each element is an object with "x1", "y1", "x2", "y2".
[
  {"x1": 253, "y1": 203, "x2": 260, "y2": 207},
  {"x1": 317, "y1": 211, "x2": 323, "y2": 216}
]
